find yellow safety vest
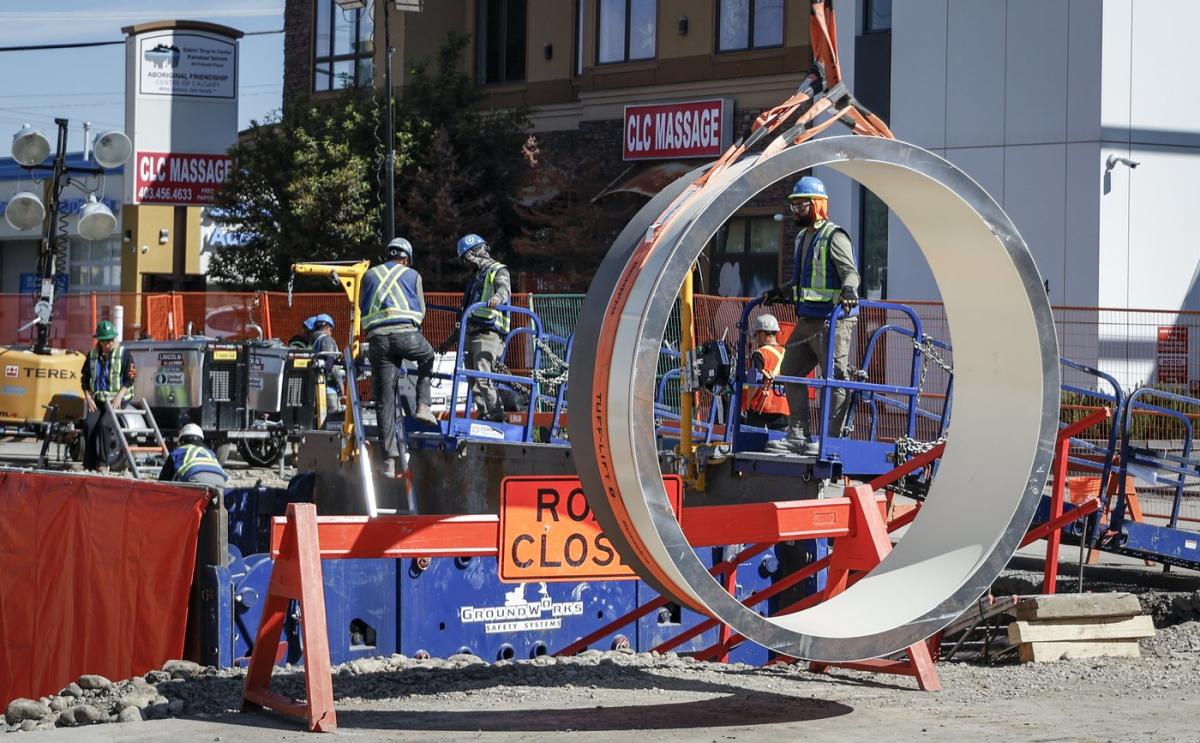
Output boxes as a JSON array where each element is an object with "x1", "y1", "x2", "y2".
[
  {"x1": 88, "y1": 344, "x2": 123, "y2": 403},
  {"x1": 467, "y1": 263, "x2": 511, "y2": 334},
  {"x1": 793, "y1": 221, "x2": 842, "y2": 305},
  {"x1": 363, "y1": 263, "x2": 424, "y2": 332}
]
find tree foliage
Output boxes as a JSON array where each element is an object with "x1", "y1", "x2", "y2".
[
  {"x1": 209, "y1": 89, "x2": 396, "y2": 289},
  {"x1": 393, "y1": 33, "x2": 532, "y2": 290},
  {"x1": 211, "y1": 33, "x2": 533, "y2": 292}
]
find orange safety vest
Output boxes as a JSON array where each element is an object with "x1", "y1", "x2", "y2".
[{"x1": 742, "y1": 343, "x2": 789, "y2": 416}]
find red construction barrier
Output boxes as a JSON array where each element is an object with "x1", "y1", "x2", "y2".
[{"x1": 0, "y1": 471, "x2": 209, "y2": 706}]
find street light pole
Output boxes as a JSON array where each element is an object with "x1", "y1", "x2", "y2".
[
  {"x1": 33, "y1": 118, "x2": 72, "y2": 354},
  {"x1": 383, "y1": 0, "x2": 395, "y2": 244}
]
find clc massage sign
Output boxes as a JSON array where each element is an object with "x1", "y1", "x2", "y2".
[
  {"x1": 135, "y1": 152, "x2": 233, "y2": 206},
  {"x1": 623, "y1": 98, "x2": 733, "y2": 161}
]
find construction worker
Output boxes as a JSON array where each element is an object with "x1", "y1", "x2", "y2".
[
  {"x1": 158, "y1": 423, "x2": 228, "y2": 486},
  {"x1": 289, "y1": 316, "x2": 317, "y2": 348},
  {"x1": 361, "y1": 237, "x2": 437, "y2": 477},
  {"x1": 742, "y1": 313, "x2": 789, "y2": 431},
  {"x1": 80, "y1": 320, "x2": 137, "y2": 471},
  {"x1": 761, "y1": 175, "x2": 859, "y2": 456},
  {"x1": 309, "y1": 313, "x2": 344, "y2": 414},
  {"x1": 457, "y1": 233, "x2": 511, "y2": 422}
]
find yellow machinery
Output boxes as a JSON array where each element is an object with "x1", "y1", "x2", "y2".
[
  {"x1": 290, "y1": 260, "x2": 370, "y2": 463},
  {"x1": 0, "y1": 346, "x2": 85, "y2": 428}
]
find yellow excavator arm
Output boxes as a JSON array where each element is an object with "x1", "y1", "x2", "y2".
[{"x1": 291, "y1": 260, "x2": 371, "y2": 357}]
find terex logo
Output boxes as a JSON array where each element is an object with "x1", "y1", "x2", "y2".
[
  {"x1": 24, "y1": 368, "x2": 77, "y2": 380},
  {"x1": 3, "y1": 365, "x2": 17, "y2": 378}
]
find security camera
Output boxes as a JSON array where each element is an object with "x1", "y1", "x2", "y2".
[{"x1": 1106, "y1": 154, "x2": 1140, "y2": 170}]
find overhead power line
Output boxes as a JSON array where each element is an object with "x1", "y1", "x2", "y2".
[{"x1": 0, "y1": 28, "x2": 283, "y2": 53}]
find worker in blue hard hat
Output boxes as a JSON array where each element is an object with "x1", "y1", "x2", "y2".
[
  {"x1": 309, "y1": 313, "x2": 345, "y2": 416},
  {"x1": 360, "y1": 237, "x2": 437, "y2": 478},
  {"x1": 760, "y1": 175, "x2": 860, "y2": 456},
  {"x1": 289, "y1": 316, "x2": 318, "y2": 348},
  {"x1": 158, "y1": 423, "x2": 228, "y2": 487},
  {"x1": 457, "y1": 233, "x2": 511, "y2": 423}
]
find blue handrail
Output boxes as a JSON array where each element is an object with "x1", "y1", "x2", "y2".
[
  {"x1": 729, "y1": 298, "x2": 930, "y2": 459},
  {"x1": 1117, "y1": 387, "x2": 1198, "y2": 529},
  {"x1": 443, "y1": 302, "x2": 545, "y2": 443}
]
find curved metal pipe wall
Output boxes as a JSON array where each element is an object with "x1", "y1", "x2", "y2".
[{"x1": 568, "y1": 137, "x2": 1060, "y2": 662}]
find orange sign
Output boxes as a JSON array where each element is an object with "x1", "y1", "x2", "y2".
[{"x1": 499, "y1": 475, "x2": 683, "y2": 583}]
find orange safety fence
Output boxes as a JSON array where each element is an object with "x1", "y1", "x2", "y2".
[
  {"x1": 4, "y1": 291, "x2": 1200, "y2": 412},
  {"x1": 0, "y1": 471, "x2": 209, "y2": 707}
]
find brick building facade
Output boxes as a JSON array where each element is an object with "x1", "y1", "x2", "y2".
[{"x1": 283, "y1": 0, "x2": 893, "y2": 294}]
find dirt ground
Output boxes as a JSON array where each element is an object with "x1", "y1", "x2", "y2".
[
  {"x1": 22, "y1": 651, "x2": 1200, "y2": 743},
  {"x1": 9, "y1": 448, "x2": 1200, "y2": 741}
]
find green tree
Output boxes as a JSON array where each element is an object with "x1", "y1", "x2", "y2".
[
  {"x1": 211, "y1": 34, "x2": 533, "y2": 293},
  {"x1": 394, "y1": 33, "x2": 532, "y2": 290},
  {"x1": 210, "y1": 88, "x2": 403, "y2": 289}
]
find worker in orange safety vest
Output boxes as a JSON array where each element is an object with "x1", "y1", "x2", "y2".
[{"x1": 742, "y1": 313, "x2": 789, "y2": 430}]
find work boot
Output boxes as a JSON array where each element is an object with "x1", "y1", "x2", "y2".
[
  {"x1": 379, "y1": 457, "x2": 397, "y2": 478},
  {"x1": 413, "y1": 404, "x2": 437, "y2": 427},
  {"x1": 765, "y1": 432, "x2": 820, "y2": 457}
]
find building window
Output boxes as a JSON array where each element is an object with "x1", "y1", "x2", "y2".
[
  {"x1": 717, "y1": 0, "x2": 783, "y2": 52},
  {"x1": 597, "y1": 0, "x2": 657, "y2": 65},
  {"x1": 708, "y1": 215, "x2": 781, "y2": 298},
  {"x1": 68, "y1": 238, "x2": 121, "y2": 292},
  {"x1": 476, "y1": 0, "x2": 527, "y2": 84},
  {"x1": 864, "y1": 0, "x2": 892, "y2": 33},
  {"x1": 575, "y1": 0, "x2": 585, "y2": 76},
  {"x1": 313, "y1": 0, "x2": 375, "y2": 92},
  {"x1": 859, "y1": 187, "x2": 888, "y2": 299}
]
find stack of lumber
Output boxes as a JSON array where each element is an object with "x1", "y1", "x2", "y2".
[{"x1": 1008, "y1": 593, "x2": 1154, "y2": 662}]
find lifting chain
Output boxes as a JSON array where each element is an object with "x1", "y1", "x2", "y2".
[
  {"x1": 912, "y1": 333, "x2": 953, "y2": 399},
  {"x1": 530, "y1": 336, "x2": 570, "y2": 390},
  {"x1": 892, "y1": 335, "x2": 954, "y2": 462},
  {"x1": 492, "y1": 337, "x2": 571, "y2": 398}
]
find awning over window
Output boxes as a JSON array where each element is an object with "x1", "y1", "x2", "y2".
[{"x1": 592, "y1": 161, "x2": 696, "y2": 203}]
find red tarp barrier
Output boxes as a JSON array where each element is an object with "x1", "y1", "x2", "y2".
[{"x1": 0, "y1": 471, "x2": 209, "y2": 705}]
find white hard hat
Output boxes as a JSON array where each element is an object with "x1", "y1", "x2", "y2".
[
  {"x1": 179, "y1": 423, "x2": 205, "y2": 442},
  {"x1": 752, "y1": 314, "x2": 781, "y2": 334}
]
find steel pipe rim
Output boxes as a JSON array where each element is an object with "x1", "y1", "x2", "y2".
[{"x1": 569, "y1": 136, "x2": 1061, "y2": 662}]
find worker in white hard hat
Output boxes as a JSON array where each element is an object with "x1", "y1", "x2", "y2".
[
  {"x1": 159, "y1": 423, "x2": 228, "y2": 487},
  {"x1": 742, "y1": 313, "x2": 789, "y2": 431},
  {"x1": 361, "y1": 237, "x2": 438, "y2": 478}
]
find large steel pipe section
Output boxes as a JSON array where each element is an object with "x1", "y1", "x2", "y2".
[{"x1": 569, "y1": 136, "x2": 1060, "y2": 662}]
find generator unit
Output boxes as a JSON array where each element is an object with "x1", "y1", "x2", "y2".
[{"x1": 126, "y1": 339, "x2": 244, "y2": 439}]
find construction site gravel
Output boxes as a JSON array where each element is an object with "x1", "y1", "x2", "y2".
[{"x1": 6, "y1": 537, "x2": 1200, "y2": 743}]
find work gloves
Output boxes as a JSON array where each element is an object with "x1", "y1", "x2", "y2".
[
  {"x1": 760, "y1": 287, "x2": 787, "y2": 304},
  {"x1": 840, "y1": 285, "x2": 859, "y2": 310}
]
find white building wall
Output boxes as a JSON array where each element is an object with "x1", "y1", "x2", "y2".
[{"x1": 887, "y1": 0, "x2": 1106, "y2": 312}]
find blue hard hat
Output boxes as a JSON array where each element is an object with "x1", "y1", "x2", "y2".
[
  {"x1": 303, "y1": 316, "x2": 317, "y2": 331},
  {"x1": 314, "y1": 313, "x2": 335, "y2": 329},
  {"x1": 788, "y1": 176, "x2": 827, "y2": 200},
  {"x1": 456, "y1": 233, "x2": 487, "y2": 258}
]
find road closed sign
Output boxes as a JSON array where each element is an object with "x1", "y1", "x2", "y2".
[{"x1": 499, "y1": 475, "x2": 683, "y2": 583}]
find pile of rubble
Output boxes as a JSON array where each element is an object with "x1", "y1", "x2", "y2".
[{"x1": 3, "y1": 660, "x2": 209, "y2": 733}]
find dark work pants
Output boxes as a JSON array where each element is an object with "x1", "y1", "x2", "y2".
[
  {"x1": 779, "y1": 315, "x2": 858, "y2": 438},
  {"x1": 467, "y1": 330, "x2": 504, "y2": 420},
  {"x1": 82, "y1": 399, "x2": 123, "y2": 470},
  {"x1": 82, "y1": 407, "x2": 106, "y2": 470},
  {"x1": 368, "y1": 328, "x2": 435, "y2": 461}
]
